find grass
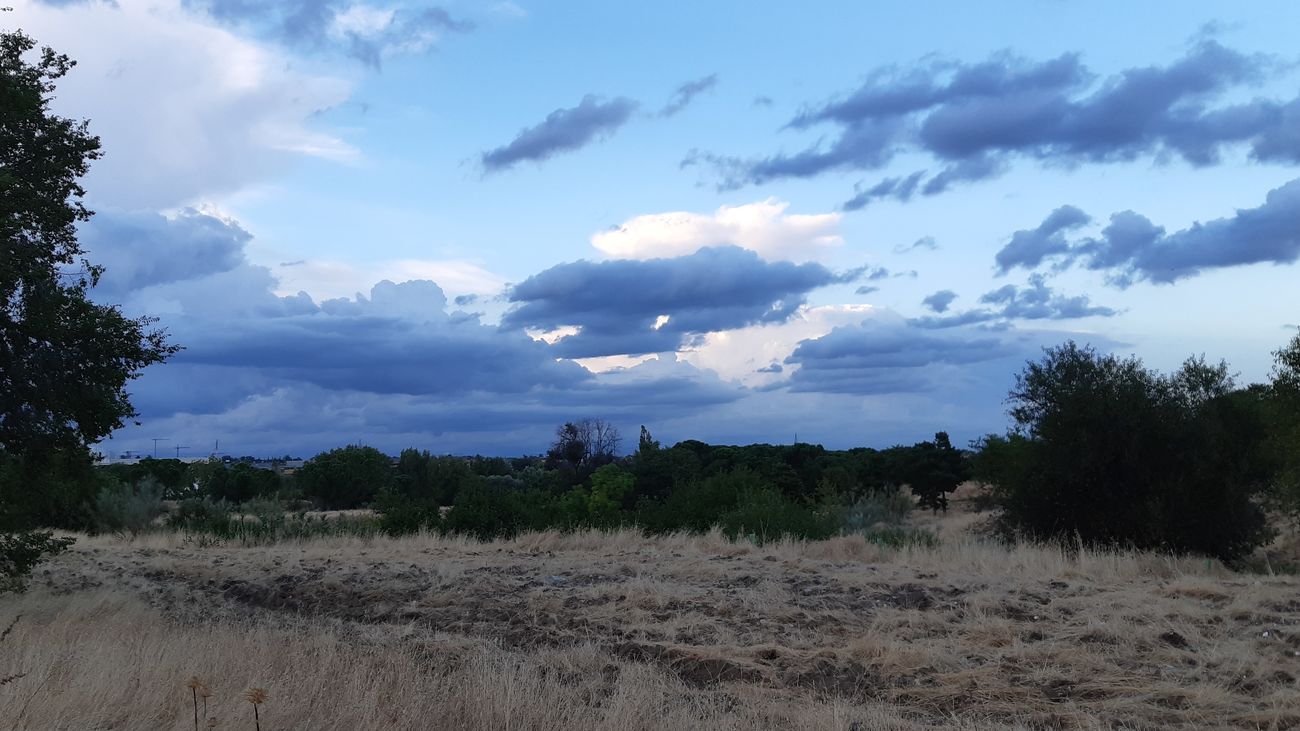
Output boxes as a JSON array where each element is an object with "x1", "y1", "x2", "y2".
[{"x1": 4, "y1": 496, "x2": 1299, "y2": 729}]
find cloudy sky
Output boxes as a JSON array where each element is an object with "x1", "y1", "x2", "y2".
[{"x1": 11, "y1": 0, "x2": 1300, "y2": 457}]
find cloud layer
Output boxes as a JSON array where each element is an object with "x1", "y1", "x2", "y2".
[
  {"x1": 20, "y1": 0, "x2": 354, "y2": 209},
  {"x1": 695, "y1": 40, "x2": 1300, "y2": 199},
  {"x1": 502, "y1": 246, "x2": 860, "y2": 358},
  {"x1": 995, "y1": 178, "x2": 1300, "y2": 285},
  {"x1": 184, "y1": 0, "x2": 471, "y2": 66}
]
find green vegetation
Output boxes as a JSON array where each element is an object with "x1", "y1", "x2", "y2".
[
  {"x1": 1, "y1": 30, "x2": 175, "y2": 590},
  {"x1": 973, "y1": 341, "x2": 1286, "y2": 561}
]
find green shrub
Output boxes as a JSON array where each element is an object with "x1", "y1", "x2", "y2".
[
  {"x1": 717, "y1": 486, "x2": 839, "y2": 543},
  {"x1": 443, "y1": 481, "x2": 531, "y2": 540},
  {"x1": 861, "y1": 526, "x2": 938, "y2": 549},
  {"x1": 0, "y1": 531, "x2": 74, "y2": 594},
  {"x1": 92, "y1": 477, "x2": 165, "y2": 536},
  {"x1": 841, "y1": 488, "x2": 914, "y2": 531},
  {"x1": 982, "y1": 342, "x2": 1271, "y2": 561},
  {"x1": 373, "y1": 488, "x2": 442, "y2": 536},
  {"x1": 168, "y1": 497, "x2": 235, "y2": 535},
  {"x1": 297, "y1": 445, "x2": 392, "y2": 509}
]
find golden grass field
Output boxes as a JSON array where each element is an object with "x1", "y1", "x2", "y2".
[{"x1": 3, "y1": 492, "x2": 1299, "y2": 730}]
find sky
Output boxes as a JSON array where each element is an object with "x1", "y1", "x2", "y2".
[{"x1": 8, "y1": 0, "x2": 1300, "y2": 458}]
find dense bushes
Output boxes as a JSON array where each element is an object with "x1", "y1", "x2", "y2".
[
  {"x1": 976, "y1": 342, "x2": 1272, "y2": 561},
  {"x1": 296, "y1": 445, "x2": 391, "y2": 509}
]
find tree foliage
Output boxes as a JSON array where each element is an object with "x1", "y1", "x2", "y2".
[
  {"x1": 980, "y1": 342, "x2": 1271, "y2": 560},
  {"x1": 1268, "y1": 333, "x2": 1300, "y2": 518},
  {"x1": 1, "y1": 30, "x2": 176, "y2": 467},
  {"x1": 295, "y1": 445, "x2": 392, "y2": 509}
]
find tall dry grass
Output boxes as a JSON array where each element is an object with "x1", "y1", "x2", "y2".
[
  {"x1": 7, "y1": 521, "x2": 1298, "y2": 730},
  {"x1": 1, "y1": 592, "x2": 986, "y2": 731}
]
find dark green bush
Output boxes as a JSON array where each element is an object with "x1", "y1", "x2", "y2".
[
  {"x1": 443, "y1": 481, "x2": 532, "y2": 540},
  {"x1": 979, "y1": 342, "x2": 1271, "y2": 561},
  {"x1": 0, "y1": 531, "x2": 74, "y2": 594},
  {"x1": 373, "y1": 487, "x2": 442, "y2": 536},
  {"x1": 717, "y1": 485, "x2": 840, "y2": 542},
  {"x1": 167, "y1": 497, "x2": 235, "y2": 535},
  {"x1": 296, "y1": 445, "x2": 392, "y2": 509}
]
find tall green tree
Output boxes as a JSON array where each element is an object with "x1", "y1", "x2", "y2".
[
  {"x1": 2, "y1": 30, "x2": 176, "y2": 586},
  {"x1": 2, "y1": 30, "x2": 176, "y2": 475}
]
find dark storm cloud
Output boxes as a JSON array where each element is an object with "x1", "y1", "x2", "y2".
[
  {"x1": 501, "y1": 246, "x2": 850, "y2": 358},
  {"x1": 911, "y1": 274, "x2": 1117, "y2": 329},
  {"x1": 481, "y1": 95, "x2": 639, "y2": 171},
  {"x1": 693, "y1": 40, "x2": 1296, "y2": 195},
  {"x1": 660, "y1": 74, "x2": 718, "y2": 117},
  {"x1": 82, "y1": 209, "x2": 249, "y2": 297},
  {"x1": 922, "y1": 289, "x2": 958, "y2": 313},
  {"x1": 183, "y1": 0, "x2": 471, "y2": 66}
]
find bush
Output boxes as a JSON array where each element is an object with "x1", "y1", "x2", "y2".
[
  {"x1": 0, "y1": 531, "x2": 74, "y2": 594},
  {"x1": 1268, "y1": 334, "x2": 1300, "y2": 520},
  {"x1": 860, "y1": 526, "x2": 938, "y2": 549},
  {"x1": 841, "y1": 488, "x2": 914, "y2": 532},
  {"x1": 443, "y1": 480, "x2": 533, "y2": 540},
  {"x1": 167, "y1": 497, "x2": 235, "y2": 535},
  {"x1": 92, "y1": 477, "x2": 165, "y2": 536},
  {"x1": 982, "y1": 342, "x2": 1271, "y2": 560},
  {"x1": 373, "y1": 488, "x2": 442, "y2": 536},
  {"x1": 296, "y1": 445, "x2": 392, "y2": 509},
  {"x1": 199, "y1": 462, "x2": 280, "y2": 503},
  {"x1": 717, "y1": 485, "x2": 840, "y2": 543}
]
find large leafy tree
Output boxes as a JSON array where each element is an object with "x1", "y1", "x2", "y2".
[
  {"x1": 2, "y1": 29, "x2": 177, "y2": 584},
  {"x1": 1, "y1": 30, "x2": 175, "y2": 471}
]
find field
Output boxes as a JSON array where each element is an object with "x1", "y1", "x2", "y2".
[{"x1": 4, "y1": 493, "x2": 1299, "y2": 730}]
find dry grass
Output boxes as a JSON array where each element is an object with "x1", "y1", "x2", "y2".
[{"x1": 4, "y1": 504, "x2": 1299, "y2": 730}]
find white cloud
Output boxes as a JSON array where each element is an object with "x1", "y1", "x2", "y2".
[
  {"x1": 591, "y1": 198, "x2": 843, "y2": 262},
  {"x1": 677, "y1": 304, "x2": 886, "y2": 386},
  {"x1": 331, "y1": 4, "x2": 397, "y2": 39},
  {"x1": 12, "y1": 0, "x2": 355, "y2": 209},
  {"x1": 271, "y1": 258, "x2": 507, "y2": 302}
]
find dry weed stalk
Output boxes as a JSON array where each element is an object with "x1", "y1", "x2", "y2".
[
  {"x1": 244, "y1": 687, "x2": 268, "y2": 730},
  {"x1": 184, "y1": 676, "x2": 205, "y2": 731}
]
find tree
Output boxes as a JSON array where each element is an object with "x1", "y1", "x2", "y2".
[
  {"x1": 1268, "y1": 333, "x2": 1300, "y2": 518},
  {"x1": 545, "y1": 419, "x2": 621, "y2": 476},
  {"x1": 1, "y1": 31, "x2": 176, "y2": 588},
  {"x1": 982, "y1": 342, "x2": 1270, "y2": 560},
  {"x1": 893, "y1": 432, "x2": 966, "y2": 514},
  {"x1": 296, "y1": 445, "x2": 392, "y2": 510}
]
